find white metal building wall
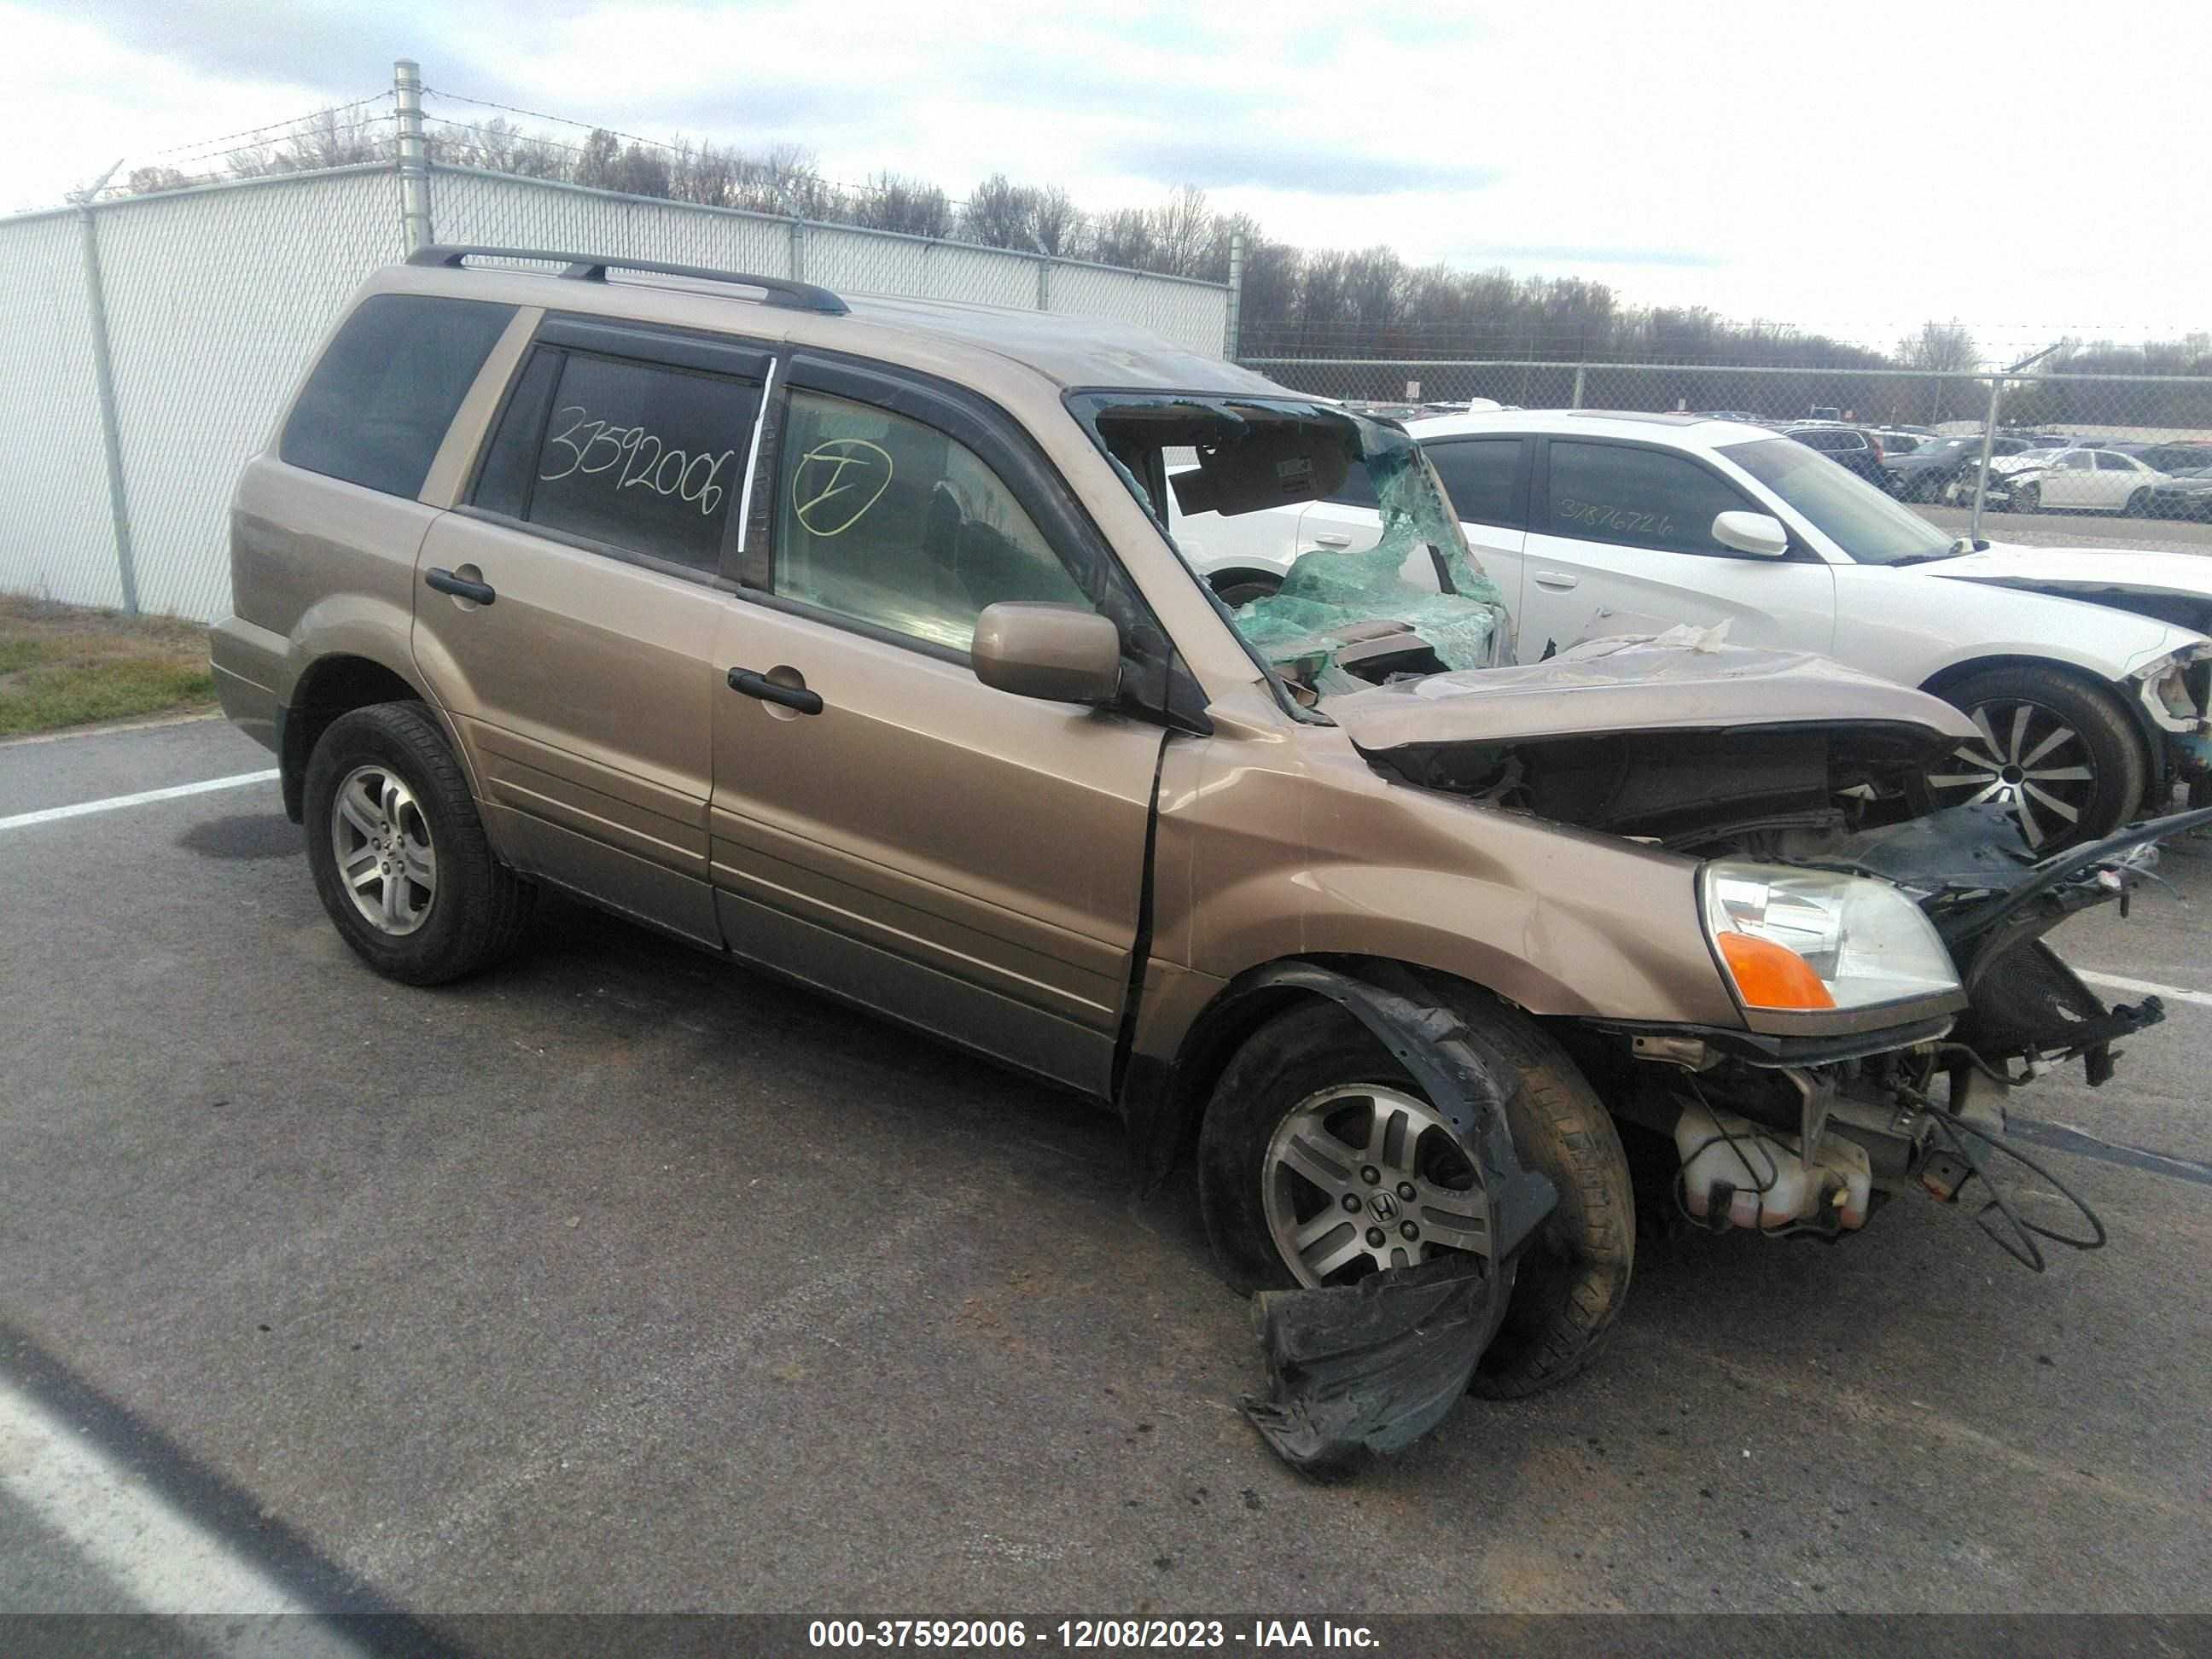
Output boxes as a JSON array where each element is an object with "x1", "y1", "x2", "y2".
[
  {"x1": 0, "y1": 212, "x2": 128, "y2": 610},
  {"x1": 0, "y1": 165, "x2": 1230, "y2": 622}
]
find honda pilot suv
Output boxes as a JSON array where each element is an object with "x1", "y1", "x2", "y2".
[{"x1": 212, "y1": 247, "x2": 2199, "y2": 1400}]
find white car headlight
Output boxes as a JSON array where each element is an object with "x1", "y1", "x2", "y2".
[{"x1": 1700, "y1": 863, "x2": 1960, "y2": 1014}]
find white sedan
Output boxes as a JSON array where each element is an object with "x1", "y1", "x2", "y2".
[
  {"x1": 1993, "y1": 446, "x2": 2172, "y2": 515},
  {"x1": 1167, "y1": 410, "x2": 2212, "y2": 847}
]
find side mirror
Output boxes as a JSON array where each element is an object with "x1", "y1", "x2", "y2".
[
  {"x1": 1711, "y1": 510, "x2": 1790, "y2": 558},
  {"x1": 971, "y1": 602, "x2": 1123, "y2": 705}
]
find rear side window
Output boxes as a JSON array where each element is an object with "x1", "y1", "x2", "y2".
[
  {"x1": 282, "y1": 294, "x2": 515, "y2": 498},
  {"x1": 772, "y1": 387, "x2": 1090, "y2": 652},
  {"x1": 1544, "y1": 440, "x2": 1751, "y2": 556},
  {"x1": 1423, "y1": 439, "x2": 1522, "y2": 528},
  {"x1": 473, "y1": 349, "x2": 760, "y2": 573}
]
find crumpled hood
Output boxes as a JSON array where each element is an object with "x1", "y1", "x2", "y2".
[
  {"x1": 1323, "y1": 627, "x2": 1979, "y2": 753},
  {"x1": 1925, "y1": 545, "x2": 2212, "y2": 614}
]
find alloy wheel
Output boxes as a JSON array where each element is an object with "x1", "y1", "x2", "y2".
[
  {"x1": 330, "y1": 763, "x2": 438, "y2": 934},
  {"x1": 1924, "y1": 700, "x2": 2097, "y2": 850},
  {"x1": 1261, "y1": 1084, "x2": 1490, "y2": 1286}
]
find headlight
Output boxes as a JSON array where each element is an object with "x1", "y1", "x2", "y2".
[{"x1": 1700, "y1": 863, "x2": 1960, "y2": 1013}]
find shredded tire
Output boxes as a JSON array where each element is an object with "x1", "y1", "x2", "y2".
[{"x1": 1197, "y1": 988, "x2": 1633, "y2": 1400}]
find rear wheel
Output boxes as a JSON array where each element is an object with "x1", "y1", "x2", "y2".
[
  {"x1": 1198, "y1": 995, "x2": 1635, "y2": 1398},
  {"x1": 1924, "y1": 666, "x2": 2148, "y2": 848},
  {"x1": 303, "y1": 702, "x2": 534, "y2": 984},
  {"x1": 2123, "y1": 487, "x2": 2151, "y2": 517}
]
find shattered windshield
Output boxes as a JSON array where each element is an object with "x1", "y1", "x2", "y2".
[
  {"x1": 1721, "y1": 435, "x2": 1959, "y2": 565},
  {"x1": 1067, "y1": 391, "x2": 1510, "y2": 701}
]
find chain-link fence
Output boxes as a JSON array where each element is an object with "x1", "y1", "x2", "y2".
[
  {"x1": 1241, "y1": 356, "x2": 2212, "y2": 540},
  {"x1": 2, "y1": 155, "x2": 1228, "y2": 624}
]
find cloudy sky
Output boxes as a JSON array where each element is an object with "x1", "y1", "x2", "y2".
[{"x1": 5, "y1": 0, "x2": 2206, "y2": 356}]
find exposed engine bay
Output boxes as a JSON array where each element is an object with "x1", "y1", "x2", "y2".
[{"x1": 1330, "y1": 637, "x2": 2211, "y2": 1263}]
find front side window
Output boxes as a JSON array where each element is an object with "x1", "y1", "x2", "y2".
[
  {"x1": 282, "y1": 294, "x2": 515, "y2": 498},
  {"x1": 2059, "y1": 452, "x2": 2093, "y2": 471},
  {"x1": 1544, "y1": 440, "x2": 1752, "y2": 556},
  {"x1": 771, "y1": 388, "x2": 1090, "y2": 652},
  {"x1": 474, "y1": 349, "x2": 758, "y2": 573},
  {"x1": 1423, "y1": 439, "x2": 1522, "y2": 528},
  {"x1": 2094, "y1": 451, "x2": 2137, "y2": 472}
]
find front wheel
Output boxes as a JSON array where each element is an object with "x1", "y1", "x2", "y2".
[
  {"x1": 1198, "y1": 994, "x2": 1635, "y2": 1399},
  {"x1": 1209, "y1": 572, "x2": 1283, "y2": 609},
  {"x1": 303, "y1": 701, "x2": 534, "y2": 984},
  {"x1": 2013, "y1": 482, "x2": 2040, "y2": 514},
  {"x1": 1925, "y1": 666, "x2": 2148, "y2": 849}
]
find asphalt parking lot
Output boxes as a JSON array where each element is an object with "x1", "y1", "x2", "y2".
[{"x1": 3, "y1": 715, "x2": 2209, "y2": 1628}]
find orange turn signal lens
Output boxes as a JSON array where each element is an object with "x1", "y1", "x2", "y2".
[{"x1": 1717, "y1": 931, "x2": 1837, "y2": 1010}]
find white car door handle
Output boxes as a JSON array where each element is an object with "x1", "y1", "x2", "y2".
[
  {"x1": 1533, "y1": 570, "x2": 1580, "y2": 591},
  {"x1": 1312, "y1": 533, "x2": 1351, "y2": 547}
]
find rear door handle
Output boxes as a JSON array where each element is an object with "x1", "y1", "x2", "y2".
[
  {"x1": 727, "y1": 667, "x2": 823, "y2": 715},
  {"x1": 1311, "y1": 533, "x2": 1352, "y2": 547},
  {"x1": 425, "y1": 568, "x2": 496, "y2": 604},
  {"x1": 1532, "y1": 570, "x2": 1580, "y2": 591}
]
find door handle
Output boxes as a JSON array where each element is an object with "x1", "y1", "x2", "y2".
[
  {"x1": 1533, "y1": 570, "x2": 1580, "y2": 591},
  {"x1": 1311, "y1": 533, "x2": 1352, "y2": 547},
  {"x1": 727, "y1": 667, "x2": 823, "y2": 715},
  {"x1": 425, "y1": 568, "x2": 496, "y2": 605}
]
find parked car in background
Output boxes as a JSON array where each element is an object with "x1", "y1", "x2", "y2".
[
  {"x1": 1994, "y1": 446, "x2": 2171, "y2": 515},
  {"x1": 2134, "y1": 442, "x2": 2212, "y2": 474},
  {"x1": 1883, "y1": 434, "x2": 2046, "y2": 502},
  {"x1": 2147, "y1": 464, "x2": 2212, "y2": 520},
  {"x1": 1168, "y1": 410, "x2": 2212, "y2": 847},
  {"x1": 1781, "y1": 422, "x2": 1889, "y2": 486},
  {"x1": 1869, "y1": 428, "x2": 1930, "y2": 461}
]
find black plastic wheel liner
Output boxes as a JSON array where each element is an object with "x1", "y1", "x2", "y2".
[{"x1": 1213, "y1": 960, "x2": 1558, "y2": 1476}]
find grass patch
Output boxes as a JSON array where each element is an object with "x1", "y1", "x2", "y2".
[{"x1": 0, "y1": 597, "x2": 216, "y2": 738}]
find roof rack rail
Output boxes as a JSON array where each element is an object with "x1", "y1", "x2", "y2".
[{"x1": 406, "y1": 244, "x2": 849, "y2": 316}]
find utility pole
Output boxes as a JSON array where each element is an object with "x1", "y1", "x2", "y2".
[
  {"x1": 394, "y1": 60, "x2": 433, "y2": 253},
  {"x1": 1224, "y1": 228, "x2": 1244, "y2": 361},
  {"x1": 73, "y1": 160, "x2": 140, "y2": 615}
]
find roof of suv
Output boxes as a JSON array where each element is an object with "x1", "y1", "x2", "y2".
[
  {"x1": 1400, "y1": 409, "x2": 1775, "y2": 449},
  {"x1": 376, "y1": 247, "x2": 1278, "y2": 399}
]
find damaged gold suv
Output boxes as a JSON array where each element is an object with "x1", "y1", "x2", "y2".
[{"x1": 213, "y1": 247, "x2": 2204, "y2": 1410}]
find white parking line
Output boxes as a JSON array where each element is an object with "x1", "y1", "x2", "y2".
[
  {"x1": 0, "y1": 1372, "x2": 355, "y2": 1633},
  {"x1": 0, "y1": 769, "x2": 278, "y2": 834},
  {"x1": 2077, "y1": 969, "x2": 2212, "y2": 1010}
]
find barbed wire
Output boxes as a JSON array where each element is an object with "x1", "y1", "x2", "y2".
[
  {"x1": 421, "y1": 87, "x2": 953, "y2": 208},
  {"x1": 148, "y1": 91, "x2": 393, "y2": 165}
]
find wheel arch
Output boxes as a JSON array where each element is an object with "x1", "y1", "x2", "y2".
[
  {"x1": 1203, "y1": 566, "x2": 1284, "y2": 598},
  {"x1": 280, "y1": 654, "x2": 433, "y2": 824},
  {"x1": 1121, "y1": 952, "x2": 1529, "y2": 1196}
]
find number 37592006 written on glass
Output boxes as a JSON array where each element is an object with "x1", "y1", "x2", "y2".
[{"x1": 538, "y1": 405, "x2": 737, "y2": 515}]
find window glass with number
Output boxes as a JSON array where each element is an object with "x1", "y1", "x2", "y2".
[
  {"x1": 474, "y1": 350, "x2": 757, "y2": 574},
  {"x1": 772, "y1": 389, "x2": 1090, "y2": 651},
  {"x1": 1544, "y1": 441, "x2": 1752, "y2": 556},
  {"x1": 1423, "y1": 439, "x2": 1522, "y2": 528}
]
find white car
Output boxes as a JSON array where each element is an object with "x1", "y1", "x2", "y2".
[
  {"x1": 1992, "y1": 446, "x2": 2172, "y2": 515},
  {"x1": 1167, "y1": 410, "x2": 2212, "y2": 847}
]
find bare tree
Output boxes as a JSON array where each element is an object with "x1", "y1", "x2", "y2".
[
  {"x1": 1031, "y1": 186, "x2": 1082, "y2": 257},
  {"x1": 961, "y1": 173, "x2": 1040, "y2": 249},
  {"x1": 1146, "y1": 184, "x2": 1212, "y2": 278},
  {"x1": 844, "y1": 172, "x2": 951, "y2": 238}
]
